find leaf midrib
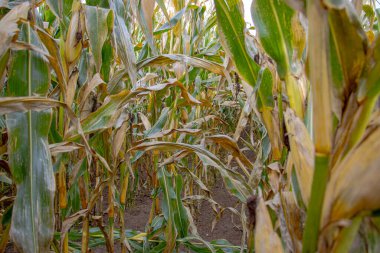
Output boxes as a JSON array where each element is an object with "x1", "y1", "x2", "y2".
[
  {"x1": 268, "y1": 0, "x2": 290, "y2": 73},
  {"x1": 217, "y1": 0, "x2": 257, "y2": 84},
  {"x1": 27, "y1": 23, "x2": 37, "y2": 252}
]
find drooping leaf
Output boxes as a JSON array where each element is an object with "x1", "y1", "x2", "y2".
[
  {"x1": 206, "y1": 135, "x2": 253, "y2": 169},
  {"x1": 78, "y1": 73, "x2": 105, "y2": 111},
  {"x1": 36, "y1": 27, "x2": 68, "y2": 93},
  {"x1": 280, "y1": 191, "x2": 303, "y2": 253},
  {"x1": 129, "y1": 141, "x2": 252, "y2": 202},
  {"x1": 153, "y1": 7, "x2": 186, "y2": 35},
  {"x1": 6, "y1": 23, "x2": 55, "y2": 253},
  {"x1": 84, "y1": 5, "x2": 113, "y2": 72},
  {"x1": 284, "y1": 109, "x2": 314, "y2": 205},
  {"x1": 137, "y1": 54, "x2": 225, "y2": 76},
  {"x1": 137, "y1": 0, "x2": 157, "y2": 54},
  {"x1": 255, "y1": 196, "x2": 284, "y2": 253},
  {"x1": 328, "y1": 3, "x2": 367, "y2": 96},
  {"x1": 144, "y1": 107, "x2": 170, "y2": 137},
  {"x1": 251, "y1": 0, "x2": 305, "y2": 117},
  {"x1": 0, "y1": 2, "x2": 29, "y2": 57},
  {"x1": 45, "y1": 0, "x2": 63, "y2": 20},
  {"x1": 322, "y1": 125, "x2": 380, "y2": 225},
  {"x1": 112, "y1": 2, "x2": 137, "y2": 84},
  {"x1": 70, "y1": 80, "x2": 200, "y2": 138}
]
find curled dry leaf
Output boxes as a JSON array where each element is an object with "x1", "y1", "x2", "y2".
[
  {"x1": 138, "y1": 112, "x2": 152, "y2": 130},
  {"x1": 255, "y1": 196, "x2": 284, "y2": 253},
  {"x1": 129, "y1": 141, "x2": 252, "y2": 202},
  {"x1": 137, "y1": 54, "x2": 225, "y2": 76},
  {"x1": 139, "y1": 0, "x2": 156, "y2": 53},
  {"x1": 280, "y1": 191, "x2": 303, "y2": 253},
  {"x1": 0, "y1": 2, "x2": 29, "y2": 57},
  {"x1": 183, "y1": 115, "x2": 226, "y2": 128},
  {"x1": 143, "y1": 128, "x2": 201, "y2": 140},
  {"x1": 0, "y1": 97, "x2": 66, "y2": 114},
  {"x1": 206, "y1": 135, "x2": 253, "y2": 169},
  {"x1": 49, "y1": 142, "x2": 84, "y2": 156},
  {"x1": 60, "y1": 209, "x2": 88, "y2": 251},
  {"x1": 78, "y1": 73, "x2": 105, "y2": 111},
  {"x1": 284, "y1": 109, "x2": 314, "y2": 205},
  {"x1": 322, "y1": 126, "x2": 380, "y2": 226}
]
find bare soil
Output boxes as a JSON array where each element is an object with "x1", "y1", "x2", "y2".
[
  {"x1": 5, "y1": 178, "x2": 243, "y2": 253},
  {"x1": 195, "y1": 178, "x2": 242, "y2": 245}
]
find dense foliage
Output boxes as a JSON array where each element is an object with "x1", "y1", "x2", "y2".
[{"x1": 1, "y1": 0, "x2": 380, "y2": 252}]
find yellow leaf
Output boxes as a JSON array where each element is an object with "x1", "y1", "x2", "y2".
[
  {"x1": 0, "y1": 2, "x2": 29, "y2": 57},
  {"x1": 284, "y1": 109, "x2": 314, "y2": 204},
  {"x1": 323, "y1": 126, "x2": 380, "y2": 226},
  {"x1": 255, "y1": 196, "x2": 284, "y2": 253}
]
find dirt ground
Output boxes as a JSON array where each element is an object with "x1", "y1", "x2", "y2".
[
  {"x1": 5, "y1": 176, "x2": 243, "y2": 253},
  {"x1": 195, "y1": 178, "x2": 242, "y2": 245},
  {"x1": 92, "y1": 175, "x2": 243, "y2": 252},
  {"x1": 122, "y1": 175, "x2": 243, "y2": 245}
]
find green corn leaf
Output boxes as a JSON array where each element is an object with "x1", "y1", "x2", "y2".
[
  {"x1": 251, "y1": 0, "x2": 296, "y2": 78},
  {"x1": 112, "y1": 2, "x2": 137, "y2": 84},
  {"x1": 45, "y1": 0, "x2": 73, "y2": 33},
  {"x1": 257, "y1": 68, "x2": 274, "y2": 110},
  {"x1": 100, "y1": 39, "x2": 112, "y2": 82},
  {"x1": 213, "y1": 0, "x2": 260, "y2": 87},
  {"x1": 84, "y1": 5, "x2": 113, "y2": 73},
  {"x1": 153, "y1": 7, "x2": 186, "y2": 35},
  {"x1": 6, "y1": 23, "x2": 55, "y2": 253},
  {"x1": 77, "y1": 90, "x2": 133, "y2": 136},
  {"x1": 158, "y1": 170, "x2": 189, "y2": 240},
  {"x1": 251, "y1": 0, "x2": 305, "y2": 117},
  {"x1": 45, "y1": 0, "x2": 63, "y2": 20},
  {"x1": 174, "y1": 175, "x2": 189, "y2": 238},
  {"x1": 145, "y1": 107, "x2": 170, "y2": 137},
  {"x1": 158, "y1": 167, "x2": 177, "y2": 252},
  {"x1": 71, "y1": 81, "x2": 199, "y2": 138}
]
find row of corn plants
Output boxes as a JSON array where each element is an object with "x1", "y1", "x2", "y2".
[{"x1": 1, "y1": 0, "x2": 380, "y2": 252}]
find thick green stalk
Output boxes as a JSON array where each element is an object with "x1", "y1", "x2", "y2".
[
  {"x1": 302, "y1": 155, "x2": 330, "y2": 253},
  {"x1": 303, "y1": 0, "x2": 332, "y2": 251}
]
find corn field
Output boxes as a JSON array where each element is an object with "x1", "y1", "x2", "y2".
[{"x1": 0, "y1": 0, "x2": 380, "y2": 252}]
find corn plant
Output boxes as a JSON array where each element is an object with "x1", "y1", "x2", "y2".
[
  {"x1": 214, "y1": 0, "x2": 380, "y2": 252},
  {"x1": 0, "y1": 0, "x2": 380, "y2": 253}
]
